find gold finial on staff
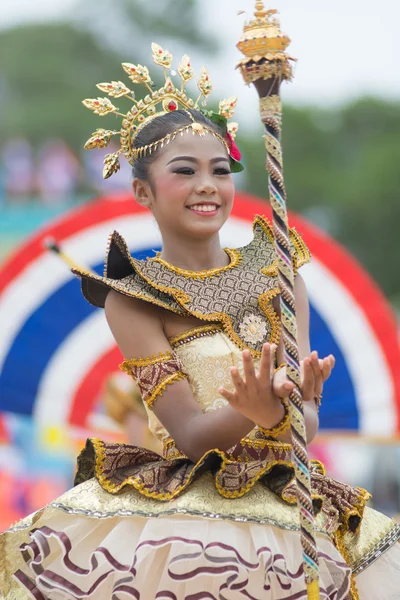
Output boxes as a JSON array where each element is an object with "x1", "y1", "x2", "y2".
[
  {"x1": 236, "y1": 2, "x2": 295, "y2": 86},
  {"x1": 254, "y1": 1, "x2": 269, "y2": 18}
]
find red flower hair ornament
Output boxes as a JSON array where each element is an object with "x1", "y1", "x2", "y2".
[{"x1": 202, "y1": 111, "x2": 244, "y2": 173}]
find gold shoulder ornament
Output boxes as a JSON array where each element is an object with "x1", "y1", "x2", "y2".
[{"x1": 82, "y1": 42, "x2": 242, "y2": 178}]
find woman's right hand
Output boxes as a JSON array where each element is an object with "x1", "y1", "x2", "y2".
[{"x1": 218, "y1": 343, "x2": 289, "y2": 430}]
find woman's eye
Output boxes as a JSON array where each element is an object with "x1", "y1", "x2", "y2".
[
  {"x1": 214, "y1": 168, "x2": 231, "y2": 175},
  {"x1": 174, "y1": 168, "x2": 194, "y2": 175}
]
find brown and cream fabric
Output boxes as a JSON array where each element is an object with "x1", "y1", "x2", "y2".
[
  {"x1": 119, "y1": 351, "x2": 188, "y2": 409},
  {"x1": 73, "y1": 215, "x2": 311, "y2": 357}
]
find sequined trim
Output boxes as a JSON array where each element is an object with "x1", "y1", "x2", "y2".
[
  {"x1": 150, "y1": 247, "x2": 242, "y2": 279},
  {"x1": 169, "y1": 324, "x2": 223, "y2": 348},
  {"x1": 49, "y1": 501, "x2": 328, "y2": 533},
  {"x1": 352, "y1": 523, "x2": 400, "y2": 576}
]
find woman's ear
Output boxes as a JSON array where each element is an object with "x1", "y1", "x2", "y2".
[{"x1": 132, "y1": 178, "x2": 153, "y2": 209}]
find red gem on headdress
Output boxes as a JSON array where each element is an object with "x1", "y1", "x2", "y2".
[{"x1": 168, "y1": 101, "x2": 177, "y2": 111}]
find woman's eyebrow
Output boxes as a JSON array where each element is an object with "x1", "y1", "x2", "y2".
[{"x1": 167, "y1": 156, "x2": 229, "y2": 165}]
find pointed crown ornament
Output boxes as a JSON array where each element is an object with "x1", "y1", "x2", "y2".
[
  {"x1": 236, "y1": 1, "x2": 296, "y2": 85},
  {"x1": 82, "y1": 43, "x2": 241, "y2": 179}
]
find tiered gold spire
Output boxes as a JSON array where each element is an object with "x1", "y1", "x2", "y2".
[{"x1": 236, "y1": 1, "x2": 295, "y2": 84}]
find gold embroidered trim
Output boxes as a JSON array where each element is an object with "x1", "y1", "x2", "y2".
[
  {"x1": 343, "y1": 486, "x2": 372, "y2": 535},
  {"x1": 90, "y1": 437, "x2": 294, "y2": 501},
  {"x1": 120, "y1": 351, "x2": 174, "y2": 369},
  {"x1": 258, "y1": 287, "x2": 282, "y2": 346},
  {"x1": 253, "y1": 214, "x2": 312, "y2": 277},
  {"x1": 213, "y1": 458, "x2": 294, "y2": 500},
  {"x1": 169, "y1": 324, "x2": 223, "y2": 348},
  {"x1": 258, "y1": 403, "x2": 291, "y2": 438},
  {"x1": 333, "y1": 484, "x2": 371, "y2": 600},
  {"x1": 334, "y1": 529, "x2": 361, "y2": 600},
  {"x1": 75, "y1": 215, "x2": 309, "y2": 357},
  {"x1": 72, "y1": 265, "x2": 186, "y2": 315},
  {"x1": 120, "y1": 351, "x2": 188, "y2": 408},
  {"x1": 310, "y1": 459, "x2": 326, "y2": 476},
  {"x1": 290, "y1": 227, "x2": 312, "y2": 273},
  {"x1": 162, "y1": 435, "x2": 292, "y2": 462},
  {"x1": 118, "y1": 215, "x2": 283, "y2": 357},
  {"x1": 150, "y1": 247, "x2": 242, "y2": 279},
  {"x1": 162, "y1": 438, "x2": 187, "y2": 460},
  {"x1": 145, "y1": 371, "x2": 188, "y2": 408}
]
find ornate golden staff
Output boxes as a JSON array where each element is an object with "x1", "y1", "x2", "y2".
[{"x1": 236, "y1": 4, "x2": 320, "y2": 598}]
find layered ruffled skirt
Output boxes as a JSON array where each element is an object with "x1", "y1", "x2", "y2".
[{"x1": 1, "y1": 438, "x2": 400, "y2": 600}]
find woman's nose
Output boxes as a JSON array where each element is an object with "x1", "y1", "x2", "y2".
[{"x1": 196, "y1": 176, "x2": 217, "y2": 195}]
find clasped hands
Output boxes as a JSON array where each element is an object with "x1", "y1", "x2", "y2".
[{"x1": 218, "y1": 343, "x2": 334, "y2": 430}]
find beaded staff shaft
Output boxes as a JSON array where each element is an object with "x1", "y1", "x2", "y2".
[{"x1": 237, "y1": 5, "x2": 320, "y2": 599}]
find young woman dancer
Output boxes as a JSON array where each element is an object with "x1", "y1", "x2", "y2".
[{"x1": 1, "y1": 46, "x2": 399, "y2": 600}]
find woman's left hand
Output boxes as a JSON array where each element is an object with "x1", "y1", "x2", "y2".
[{"x1": 273, "y1": 350, "x2": 335, "y2": 403}]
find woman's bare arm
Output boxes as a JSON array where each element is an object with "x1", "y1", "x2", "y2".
[{"x1": 105, "y1": 290, "x2": 257, "y2": 462}]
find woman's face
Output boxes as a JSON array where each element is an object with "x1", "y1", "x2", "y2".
[{"x1": 133, "y1": 131, "x2": 235, "y2": 241}]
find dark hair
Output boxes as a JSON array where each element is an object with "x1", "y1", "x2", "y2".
[{"x1": 132, "y1": 109, "x2": 222, "y2": 180}]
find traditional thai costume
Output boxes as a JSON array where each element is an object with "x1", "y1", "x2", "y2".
[
  {"x1": 2, "y1": 31, "x2": 400, "y2": 600},
  {"x1": 1, "y1": 217, "x2": 400, "y2": 600}
]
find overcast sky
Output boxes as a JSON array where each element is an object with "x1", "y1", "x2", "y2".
[{"x1": 1, "y1": 0, "x2": 399, "y2": 128}]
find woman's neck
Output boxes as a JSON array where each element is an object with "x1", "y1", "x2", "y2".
[{"x1": 158, "y1": 232, "x2": 229, "y2": 272}]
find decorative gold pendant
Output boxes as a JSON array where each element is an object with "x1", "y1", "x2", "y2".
[{"x1": 191, "y1": 122, "x2": 206, "y2": 136}]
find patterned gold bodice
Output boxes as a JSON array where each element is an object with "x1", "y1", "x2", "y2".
[
  {"x1": 146, "y1": 326, "x2": 261, "y2": 444},
  {"x1": 73, "y1": 215, "x2": 311, "y2": 358}
]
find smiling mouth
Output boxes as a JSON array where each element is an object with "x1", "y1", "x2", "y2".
[{"x1": 187, "y1": 204, "x2": 220, "y2": 213}]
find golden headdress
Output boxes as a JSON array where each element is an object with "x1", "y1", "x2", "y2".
[{"x1": 82, "y1": 43, "x2": 241, "y2": 179}]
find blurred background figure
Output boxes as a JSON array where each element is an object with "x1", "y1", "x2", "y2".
[
  {"x1": 36, "y1": 140, "x2": 80, "y2": 204},
  {"x1": 1, "y1": 138, "x2": 35, "y2": 202}
]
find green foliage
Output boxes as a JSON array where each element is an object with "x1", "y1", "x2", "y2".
[
  {"x1": 0, "y1": 23, "x2": 123, "y2": 148},
  {"x1": 0, "y1": 0, "x2": 216, "y2": 149},
  {"x1": 238, "y1": 98, "x2": 400, "y2": 303}
]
